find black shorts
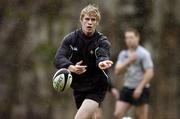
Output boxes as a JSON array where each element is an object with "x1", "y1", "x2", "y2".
[
  {"x1": 73, "y1": 88, "x2": 107, "y2": 109},
  {"x1": 119, "y1": 87, "x2": 150, "y2": 106}
]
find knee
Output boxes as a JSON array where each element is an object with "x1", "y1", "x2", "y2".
[
  {"x1": 135, "y1": 110, "x2": 148, "y2": 119},
  {"x1": 135, "y1": 114, "x2": 147, "y2": 119}
]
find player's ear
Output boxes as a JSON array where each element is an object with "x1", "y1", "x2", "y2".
[
  {"x1": 80, "y1": 18, "x2": 82, "y2": 23},
  {"x1": 96, "y1": 21, "x2": 99, "y2": 25}
]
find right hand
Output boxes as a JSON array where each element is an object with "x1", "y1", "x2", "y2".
[
  {"x1": 127, "y1": 51, "x2": 137, "y2": 64},
  {"x1": 68, "y1": 60, "x2": 87, "y2": 75}
]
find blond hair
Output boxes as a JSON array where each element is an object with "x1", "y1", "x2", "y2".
[{"x1": 80, "y1": 4, "x2": 101, "y2": 23}]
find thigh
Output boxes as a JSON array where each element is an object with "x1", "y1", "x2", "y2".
[
  {"x1": 95, "y1": 107, "x2": 103, "y2": 119},
  {"x1": 73, "y1": 87, "x2": 107, "y2": 109},
  {"x1": 119, "y1": 87, "x2": 134, "y2": 104},
  {"x1": 135, "y1": 104, "x2": 149, "y2": 119},
  {"x1": 73, "y1": 90, "x2": 86, "y2": 109},
  {"x1": 75, "y1": 99, "x2": 99, "y2": 119}
]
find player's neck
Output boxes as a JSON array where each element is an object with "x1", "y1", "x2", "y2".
[
  {"x1": 128, "y1": 45, "x2": 138, "y2": 51},
  {"x1": 84, "y1": 31, "x2": 95, "y2": 37}
]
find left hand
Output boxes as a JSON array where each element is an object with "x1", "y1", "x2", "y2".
[
  {"x1": 111, "y1": 88, "x2": 119, "y2": 100},
  {"x1": 98, "y1": 60, "x2": 113, "y2": 69},
  {"x1": 133, "y1": 87, "x2": 143, "y2": 99}
]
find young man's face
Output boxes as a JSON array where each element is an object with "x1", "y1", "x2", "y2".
[
  {"x1": 125, "y1": 31, "x2": 139, "y2": 49},
  {"x1": 81, "y1": 13, "x2": 98, "y2": 36}
]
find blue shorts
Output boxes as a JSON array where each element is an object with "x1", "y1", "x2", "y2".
[{"x1": 119, "y1": 87, "x2": 150, "y2": 106}]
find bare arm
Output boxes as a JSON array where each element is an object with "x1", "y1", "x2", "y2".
[
  {"x1": 133, "y1": 68, "x2": 154, "y2": 99},
  {"x1": 114, "y1": 60, "x2": 130, "y2": 75},
  {"x1": 137, "y1": 68, "x2": 154, "y2": 90},
  {"x1": 115, "y1": 51, "x2": 137, "y2": 75}
]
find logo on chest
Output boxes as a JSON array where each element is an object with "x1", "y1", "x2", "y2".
[
  {"x1": 73, "y1": 47, "x2": 78, "y2": 51},
  {"x1": 90, "y1": 50, "x2": 94, "y2": 55}
]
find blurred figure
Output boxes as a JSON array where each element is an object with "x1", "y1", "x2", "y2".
[
  {"x1": 54, "y1": 5, "x2": 113, "y2": 119},
  {"x1": 114, "y1": 28, "x2": 154, "y2": 119}
]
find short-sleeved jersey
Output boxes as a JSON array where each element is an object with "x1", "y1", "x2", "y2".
[{"x1": 116, "y1": 45, "x2": 153, "y2": 88}]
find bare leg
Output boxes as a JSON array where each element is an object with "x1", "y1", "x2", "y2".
[
  {"x1": 114, "y1": 101, "x2": 131, "y2": 119},
  {"x1": 134, "y1": 104, "x2": 148, "y2": 119},
  {"x1": 74, "y1": 99, "x2": 99, "y2": 119},
  {"x1": 95, "y1": 107, "x2": 103, "y2": 119},
  {"x1": 92, "y1": 112, "x2": 97, "y2": 119}
]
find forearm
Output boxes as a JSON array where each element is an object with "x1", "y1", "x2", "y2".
[
  {"x1": 55, "y1": 57, "x2": 73, "y2": 69},
  {"x1": 137, "y1": 68, "x2": 154, "y2": 89},
  {"x1": 115, "y1": 60, "x2": 130, "y2": 75},
  {"x1": 54, "y1": 46, "x2": 73, "y2": 69},
  {"x1": 54, "y1": 34, "x2": 74, "y2": 69},
  {"x1": 95, "y1": 38, "x2": 111, "y2": 66}
]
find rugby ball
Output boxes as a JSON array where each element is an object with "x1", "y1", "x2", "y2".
[{"x1": 52, "y1": 68, "x2": 72, "y2": 92}]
